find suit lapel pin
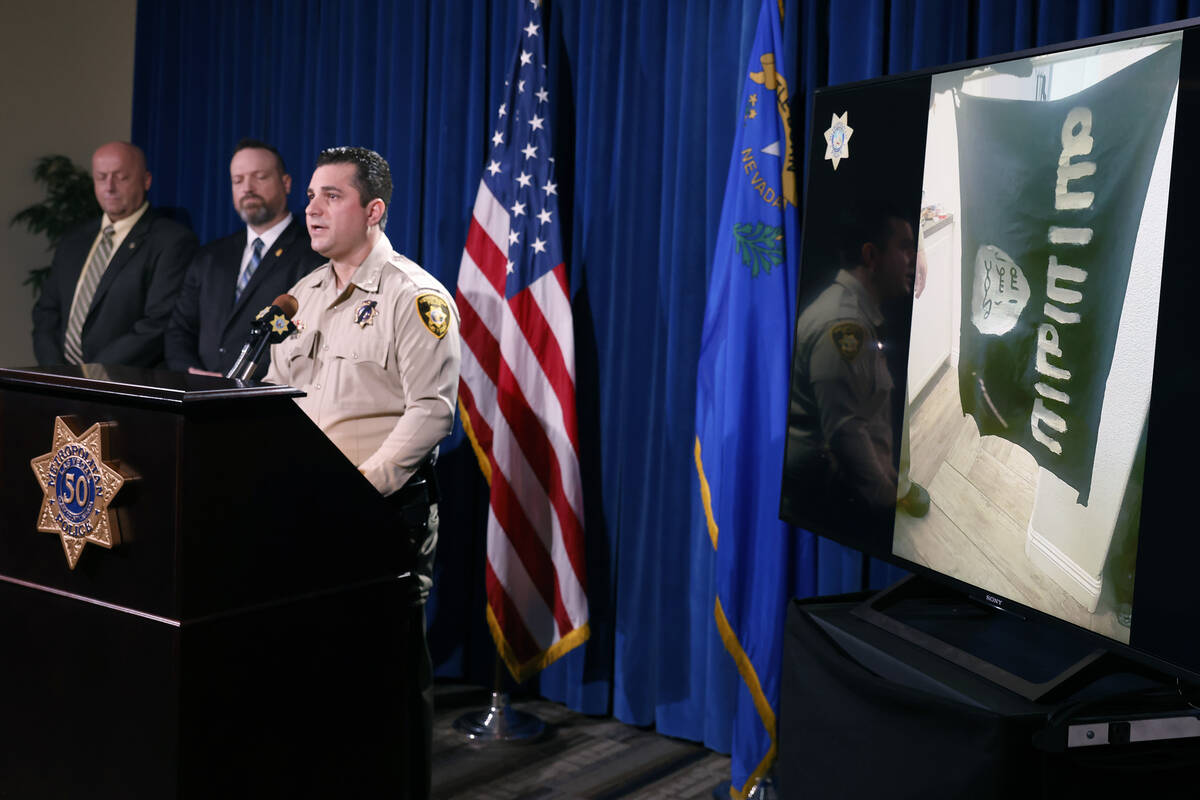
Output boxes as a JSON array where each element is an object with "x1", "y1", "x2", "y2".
[
  {"x1": 128, "y1": 241, "x2": 137, "y2": 250},
  {"x1": 275, "y1": 248, "x2": 283, "y2": 257}
]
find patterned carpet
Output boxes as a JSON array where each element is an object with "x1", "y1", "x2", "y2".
[{"x1": 432, "y1": 683, "x2": 732, "y2": 800}]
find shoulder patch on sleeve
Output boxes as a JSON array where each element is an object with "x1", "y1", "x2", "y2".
[
  {"x1": 829, "y1": 321, "x2": 865, "y2": 362},
  {"x1": 416, "y1": 293, "x2": 451, "y2": 339}
]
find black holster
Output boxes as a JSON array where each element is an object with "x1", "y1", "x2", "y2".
[{"x1": 390, "y1": 457, "x2": 440, "y2": 514}]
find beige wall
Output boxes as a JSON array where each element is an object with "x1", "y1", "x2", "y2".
[{"x1": 0, "y1": 0, "x2": 138, "y2": 367}]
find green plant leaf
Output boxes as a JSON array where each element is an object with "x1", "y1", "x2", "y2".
[{"x1": 11, "y1": 155, "x2": 100, "y2": 296}]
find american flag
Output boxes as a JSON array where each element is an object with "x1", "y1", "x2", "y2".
[{"x1": 455, "y1": 0, "x2": 589, "y2": 681}]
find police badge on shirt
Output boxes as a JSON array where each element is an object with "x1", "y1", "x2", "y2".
[
  {"x1": 355, "y1": 299, "x2": 379, "y2": 328},
  {"x1": 416, "y1": 294, "x2": 451, "y2": 339}
]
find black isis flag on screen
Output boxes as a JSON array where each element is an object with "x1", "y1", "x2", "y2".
[{"x1": 955, "y1": 40, "x2": 1180, "y2": 506}]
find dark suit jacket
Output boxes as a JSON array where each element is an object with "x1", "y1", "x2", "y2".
[
  {"x1": 165, "y1": 217, "x2": 325, "y2": 379},
  {"x1": 32, "y1": 210, "x2": 198, "y2": 367}
]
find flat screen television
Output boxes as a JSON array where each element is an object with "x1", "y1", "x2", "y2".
[{"x1": 780, "y1": 18, "x2": 1200, "y2": 696}]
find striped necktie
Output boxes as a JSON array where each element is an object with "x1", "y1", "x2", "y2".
[
  {"x1": 63, "y1": 224, "x2": 116, "y2": 365},
  {"x1": 236, "y1": 237, "x2": 265, "y2": 302}
]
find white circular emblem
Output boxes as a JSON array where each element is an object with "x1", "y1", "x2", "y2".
[
  {"x1": 51, "y1": 447, "x2": 101, "y2": 531},
  {"x1": 970, "y1": 244, "x2": 1030, "y2": 335}
]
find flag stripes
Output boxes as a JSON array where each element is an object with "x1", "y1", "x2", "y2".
[{"x1": 457, "y1": 97, "x2": 589, "y2": 679}]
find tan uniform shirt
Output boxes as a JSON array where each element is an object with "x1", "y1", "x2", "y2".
[{"x1": 265, "y1": 233, "x2": 462, "y2": 496}]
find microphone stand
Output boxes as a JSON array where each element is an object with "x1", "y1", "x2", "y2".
[
  {"x1": 225, "y1": 332, "x2": 273, "y2": 381},
  {"x1": 224, "y1": 300, "x2": 298, "y2": 381}
]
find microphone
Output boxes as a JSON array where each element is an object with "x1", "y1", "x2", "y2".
[{"x1": 224, "y1": 294, "x2": 300, "y2": 381}]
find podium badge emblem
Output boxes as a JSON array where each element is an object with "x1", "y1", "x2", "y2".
[{"x1": 30, "y1": 416, "x2": 127, "y2": 569}]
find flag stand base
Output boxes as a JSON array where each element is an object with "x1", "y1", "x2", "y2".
[
  {"x1": 452, "y1": 691, "x2": 546, "y2": 742},
  {"x1": 746, "y1": 773, "x2": 778, "y2": 799},
  {"x1": 712, "y1": 770, "x2": 778, "y2": 799}
]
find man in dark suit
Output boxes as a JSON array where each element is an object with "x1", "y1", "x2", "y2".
[
  {"x1": 32, "y1": 141, "x2": 198, "y2": 367},
  {"x1": 166, "y1": 139, "x2": 323, "y2": 379}
]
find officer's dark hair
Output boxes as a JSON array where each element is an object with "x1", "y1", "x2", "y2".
[
  {"x1": 315, "y1": 145, "x2": 392, "y2": 227},
  {"x1": 836, "y1": 201, "x2": 913, "y2": 267},
  {"x1": 232, "y1": 138, "x2": 287, "y2": 175}
]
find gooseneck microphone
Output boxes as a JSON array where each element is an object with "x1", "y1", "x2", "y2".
[{"x1": 225, "y1": 294, "x2": 300, "y2": 381}]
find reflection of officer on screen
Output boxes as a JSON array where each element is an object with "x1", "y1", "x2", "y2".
[{"x1": 785, "y1": 206, "x2": 927, "y2": 534}]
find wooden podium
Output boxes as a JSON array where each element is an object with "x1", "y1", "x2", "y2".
[{"x1": 0, "y1": 366, "x2": 413, "y2": 798}]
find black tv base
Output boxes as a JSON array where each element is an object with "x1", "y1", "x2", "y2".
[
  {"x1": 850, "y1": 574, "x2": 1165, "y2": 703},
  {"x1": 779, "y1": 583, "x2": 1200, "y2": 800}
]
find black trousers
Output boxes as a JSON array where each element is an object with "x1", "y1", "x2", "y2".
[{"x1": 390, "y1": 464, "x2": 439, "y2": 800}]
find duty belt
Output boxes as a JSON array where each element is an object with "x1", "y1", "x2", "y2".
[{"x1": 390, "y1": 456, "x2": 440, "y2": 509}]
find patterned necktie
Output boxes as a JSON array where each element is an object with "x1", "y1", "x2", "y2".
[
  {"x1": 236, "y1": 237, "x2": 265, "y2": 302},
  {"x1": 63, "y1": 224, "x2": 116, "y2": 365}
]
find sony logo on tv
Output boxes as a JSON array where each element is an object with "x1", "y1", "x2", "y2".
[{"x1": 985, "y1": 594, "x2": 1004, "y2": 607}]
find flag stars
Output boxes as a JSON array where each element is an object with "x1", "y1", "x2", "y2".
[
  {"x1": 487, "y1": 160, "x2": 502, "y2": 176},
  {"x1": 498, "y1": 103, "x2": 507, "y2": 117},
  {"x1": 518, "y1": 79, "x2": 526, "y2": 93},
  {"x1": 511, "y1": 200, "x2": 526, "y2": 217},
  {"x1": 520, "y1": 50, "x2": 533, "y2": 66},
  {"x1": 517, "y1": 171, "x2": 532, "y2": 188},
  {"x1": 542, "y1": 180, "x2": 557, "y2": 196},
  {"x1": 506, "y1": 260, "x2": 515, "y2": 274},
  {"x1": 492, "y1": 131, "x2": 504, "y2": 146},
  {"x1": 522, "y1": 143, "x2": 538, "y2": 160},
  {"x1": 524, "y1": 21, "x2": 540, "y2": 37},
  {"x1": 536, "y1": 87, "x2": 549, "y2": 103},
  {"x1": 531, "y1": 237, "x2": 547, "y2": 254},
  {"x1": 529, "y1": 114, "x2": 544, "y2": 131},
  {"x1": 537, "y1": 208, "x2": 552, "y2": 225},
  {"x1": 508, "y1": 230, "x2": 520, "y2": 245}
]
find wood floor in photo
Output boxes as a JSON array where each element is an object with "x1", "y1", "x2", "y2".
[
  {"x1": 433, "y1": 683, "x2": 731, "y2": 800},
  {"x1": 894, "y1": 362, "x2": 1127, "y2": 641}
]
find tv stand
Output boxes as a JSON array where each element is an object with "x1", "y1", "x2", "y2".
[
  {"x1": 778, "y1": 581, "x2": 1200, "y2": 799},
  {"x1": 850, "y1": 574, "x2": 1152, "y2": 703}
]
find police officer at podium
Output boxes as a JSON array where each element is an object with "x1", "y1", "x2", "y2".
[{"x1": 266, "y1": 146, "x2": 461, "y2": 800}]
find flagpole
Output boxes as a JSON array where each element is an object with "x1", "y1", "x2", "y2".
[
  {"x1": 452, "y1": 652, "x2": 546, "y2": 742},
  {"x1": 453, "y1": 0, "x2": 587, "y2": 744}
]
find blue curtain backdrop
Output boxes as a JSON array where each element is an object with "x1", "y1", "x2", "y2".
[{"x1": 132, "y1": 0, "x2": 1200, "y2": 756}]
